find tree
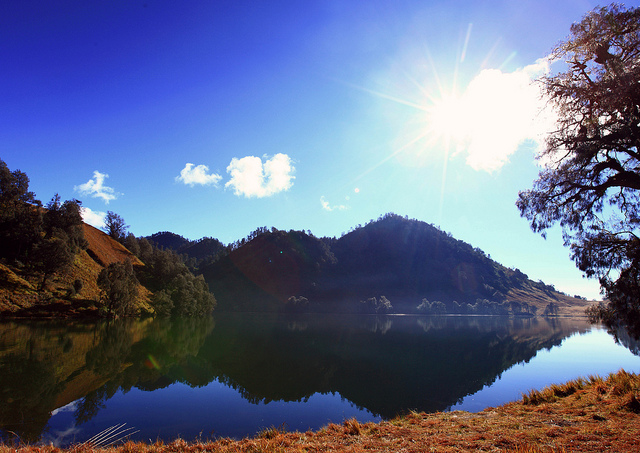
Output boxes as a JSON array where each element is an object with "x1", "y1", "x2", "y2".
[
  {"x1": 543, "y1": 302, "x2": 559, "y2": 318},
  {"x1": 32, "y1": 234, "x2": 73, "y2": 290},
  {"x1": 43, "y1": 194, "x2": 87, "y2": 250},
  {"x1": 0, "y1": 159, "x2": 42, "y2": 261},
  {"x1": 97, "y1": 260, "x2": 139, "y2": 317},
  {"x1": 517, "y1": 5, "x2": 640, "y2": 335},
  {"x1": 103, "y1": 211, "x2": 128, "y2": 243}
]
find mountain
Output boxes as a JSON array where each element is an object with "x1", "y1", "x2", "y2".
[
  {"x1": 0, "y1": 212, "x2": 590, "y2": 318},
  {"x1": 199, "y1": 213, "x2": 591, "y2": 314}
]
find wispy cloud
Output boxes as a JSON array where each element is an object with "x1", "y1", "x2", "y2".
[
  {"x1": 80, "y1": 206, "x2": 106, "y2": 229},
  {"x1": 225, "y1": 153, "x2": 295, "y2": 198},
  {"x1": 320, "y1": 196, "x2": 348, "y2": 212},
  {"x1": 74, "y1": 171, "x2": 119, "y2": 204},
  {"x1": 175, "y1": 163, "x2": 222, "y2": 187}
]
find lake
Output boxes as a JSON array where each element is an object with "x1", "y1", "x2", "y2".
[{"x1": 1, "y1": 313, "x2": 639, "y2": 446}]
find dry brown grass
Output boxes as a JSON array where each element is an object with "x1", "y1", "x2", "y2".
[
  {"x1": 2, "y1": 370, "x2": 639, "y2": 453},
  {"x1": 82, "y1": 224, "x2": 143, "y2": 268}
]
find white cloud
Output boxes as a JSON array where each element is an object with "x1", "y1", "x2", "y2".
[
  {"x1": 225, "y1": 153, "x2": 295, "y2": 198},
  {"x1": 175, "y1": 163, "x2": 222, "y2": 187},
  {"x1": 320, "y1": 196, "x2": 348, "y2": 211},
  {"x1": 80, "y1": 206, "x2": 106, "y2": 229},
  {"x1": 432, "y1": 59, "x2": 557, "y2": 172},
  {"x1": 74, "y1": 171, "x2": 119, "y2": 204}
]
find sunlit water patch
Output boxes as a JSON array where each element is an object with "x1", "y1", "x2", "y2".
[{"x1": 451, "y1": 326, "x2": 640, "y2": 412}]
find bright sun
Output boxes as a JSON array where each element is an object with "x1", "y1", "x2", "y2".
[
  {"x1": 357, "y1": 52, "x2": 554, "y2": 173},
  {"x1": 409, "y1": 61, "x2": 555, "y2": 172},
  {"x1": 428, "y1": 93, "x2": 470, "y2": 146}
]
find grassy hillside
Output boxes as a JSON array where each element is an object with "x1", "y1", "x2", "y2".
[{"x1": 0, "y1": 224, "x2": 152, "y2": 317}]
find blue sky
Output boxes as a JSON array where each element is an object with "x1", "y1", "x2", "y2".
[{"x1": 2, "y1": 0, "x2": 629, "y2": 300}]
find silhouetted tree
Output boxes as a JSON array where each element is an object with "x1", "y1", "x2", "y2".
[
  {"x1": 517, "y1": 5, "x2": 640, "y2": 335},
  {"x1": 103, "y1": 211, "x2": 128, "y2": 243}
]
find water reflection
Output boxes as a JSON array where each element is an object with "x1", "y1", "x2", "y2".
[{"x1": 0, "y1": 314, "x2": 620, "y2": 444}]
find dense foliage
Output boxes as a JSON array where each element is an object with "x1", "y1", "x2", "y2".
[
  {"x1": 97, "y1": 260, "x2": 139, "y2": 317},
  {"x1": 517, "y1": 5, "x2": 640, "y2": 337},
  {"x1": 0, "y1": 159, "x2": 86, "y2": 289},
  {"x1": 128, "y1": 236, "x2": 217, "y2": 316},
  {"x1": 147, "y1": 231, "x2": 226, "y2": 271}
]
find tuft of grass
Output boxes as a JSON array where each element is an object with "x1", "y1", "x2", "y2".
[
  {"x1": 257, "y1": 424, "x2": 287, "y2": 440},
  {"x1": 343, "y1": 418, "x2": 361, "y2": 435},
  {"x1": 522, "y1": 378, "x2": 587, "y2": 405}
]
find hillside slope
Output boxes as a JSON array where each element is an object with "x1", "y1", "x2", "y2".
[{"x1": 0, "y1": 224, "x2": 151, "y2": 317}]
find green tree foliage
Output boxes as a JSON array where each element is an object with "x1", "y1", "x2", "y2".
[
  {"x1": 0, "y1": 159, "x2": 42, "y2": 262},
  {"x1": 97, "y1": 260, "x2": 139, "y2": 317},
  {"x1": 30, "y1": 195, "x2": 88, "y2": 289},
  {"x1": 32, "y1": 234, "x2": 74, "y2": 290},
  {"x1": 0, "y1": 162, "x2": 88, "y2": 292},
  {"x1": 147, "y1": 231, "x2": 226, "y2": 272},
  {"x1": 130, "y1": 238, "x2": 216, "y2": 316},
  {"x1": 517, "y1": 5, "x2": 640, "y2": 336},
  {"x1": 43, "y1": 194, "x2": 87, "y2": 250},
  {"x1": 123, "y1": 233, "x2": 140, "y2": 257}
]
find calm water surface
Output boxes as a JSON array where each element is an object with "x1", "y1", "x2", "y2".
[{"x1": 1, "y1": 313, "x2": 639, "y2": 446}]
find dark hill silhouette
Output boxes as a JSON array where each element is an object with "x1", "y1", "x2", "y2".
[
  {"x1": 147, "y1": 232, "x2": 226, "y2": 268},
  {"x1": 148, "y1": 231, "x2": 191, "y2": 251},
  {"x1": 199, "y1": 229, "x2": 335, "y2": 311},
  {"x1": 198, "y1": 213, "x2": 590, "y2": 314}
]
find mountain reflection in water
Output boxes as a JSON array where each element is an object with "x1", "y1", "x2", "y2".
[{"x1": 0, "y1": 314, "x2": 634, "y2": 445}]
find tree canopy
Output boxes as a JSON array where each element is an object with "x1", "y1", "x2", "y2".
[
  {"x1": 517, "y1": 5, "x2": 640, "y2": 336},
  {"x1": 0, "y1": 159, "x2": 42, "y2": 261}
]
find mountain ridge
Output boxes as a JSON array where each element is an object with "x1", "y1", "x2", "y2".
[{"x1": 179, "y1": 213, "x2": 591, "y2": 315}]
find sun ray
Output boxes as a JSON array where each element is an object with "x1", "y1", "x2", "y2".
[
  {"x1": 460, "y1": 23, "x2": 473, "y2": 63},
  {"x1": 335, "y1": 79, "x2": 429, "y2": 111}
]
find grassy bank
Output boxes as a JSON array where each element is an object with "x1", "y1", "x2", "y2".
[{"x1": 2, "y1": 370, "x2": 639, "y2": 453}]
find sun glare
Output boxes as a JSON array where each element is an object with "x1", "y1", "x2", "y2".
[
  {"x1": 393, "y1": 59, "x2": 554, "y2": 173},
  {"x1": 428, "y1": 93, "x2": 470, "y2": 146}
]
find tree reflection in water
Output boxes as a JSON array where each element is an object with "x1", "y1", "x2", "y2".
[{"x1": 0, "y1": 314, "x2": 610, "y2": 445}]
